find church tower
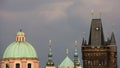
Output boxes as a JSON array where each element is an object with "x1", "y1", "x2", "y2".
[
  {"x1": 81, "y1": 12, "x2": 117, "y2": 68},
  {"x1": 1, "y1": 29, "x2": 39, "y2": 68},
  {"x1": 45, "y1": 40, "x2": 56, "y2": 68}
]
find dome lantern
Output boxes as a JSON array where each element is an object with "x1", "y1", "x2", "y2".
[{"x1": 16, "y1": 29, "x2": 26, "y2": 42}]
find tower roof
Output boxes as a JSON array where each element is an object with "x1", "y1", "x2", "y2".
[
  {"x1": 3, "y1": 30, "x2": 38, "y2": 59},
  {"x1": 88, "y1": 19, "x2": 105, "y2": 46},
  {"x1": 110, "y1": 32, "x2": 116, "y2": 45},
  {"x1": 59, "y1": 56, "x2": 74, "y2": 67}
]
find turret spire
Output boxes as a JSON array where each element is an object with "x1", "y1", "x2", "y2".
[
  {"x1": 74, "y1": 41, "x2": 81, "y2": 68},
  {"x1": 74, "y1": 41, "x2": 78, "y2": 57},
  {"x1": 46, "y1": 40, "x2": 55, "y2": 67},
  {"x1": 48, "y1": 40, "x2": 52, "y2": 59},
  {"x1": 82, "y1": 32, "x2": 86, "y2": 45},
  {"x1": 110, "y1": 32, "x2": 116, "y2": 45}
]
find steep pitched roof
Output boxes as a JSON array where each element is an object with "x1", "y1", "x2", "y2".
[
  {"x1": 88, "y1": 19, "x2": 105, "y2": 46},
  {"x1": 110, "y1": 32, "x2": 116, "y2": 45},
  {"x1": 59, "y1": 56, "x2": 74, "y2": 67}
]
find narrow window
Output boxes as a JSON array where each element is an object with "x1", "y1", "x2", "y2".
[
  {"x1": 6, "y1": 64, "x2": 9, "y2": 68},
  {"x1": 28, "y1": 63, "x2": 31, "y2": 68},
  {"x1": 16, "y1": 63, "x2": 20, "y2": 68}
]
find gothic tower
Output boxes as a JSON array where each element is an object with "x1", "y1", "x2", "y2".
[{"x1": 81, "y1": 17, "x2": 117, "y2": 68}]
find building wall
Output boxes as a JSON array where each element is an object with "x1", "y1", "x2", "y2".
[{"x1": 1, "y1": 58, "x2": 39, "y2": 68}]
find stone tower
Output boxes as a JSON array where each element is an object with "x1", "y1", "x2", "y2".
[{"x1": 81, "y1": 18, "x2": 117, "y2": 68}]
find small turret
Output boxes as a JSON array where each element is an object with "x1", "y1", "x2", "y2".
[
  {"x1": 46, "y1": 40, "x2": 55, "y2": 68},
  {"x1": 110, "y1": 32, "x2": 116, "y2": 45},
  {"x1": 74, "y1": 41, "x2": 82, "y2": 68}
]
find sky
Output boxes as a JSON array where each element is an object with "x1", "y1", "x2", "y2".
[{"x1": 0, "y1": 0, "x2": 120, "y2": 68}]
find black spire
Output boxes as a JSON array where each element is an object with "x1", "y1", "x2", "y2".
[
  {"x1": 110, "y1": 32, "x2": 116, "y2": 45},
  {"x1": 82, "y1": 38, "x2": 85, "y2": 45},
  {"x1": 88, "y1": 19, "x2": 105, "y2": 46},
  {"x1": 46, "y1": 40, "x2": 55, "y2": 66}
]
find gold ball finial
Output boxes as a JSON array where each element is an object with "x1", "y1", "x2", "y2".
[{"x1": 91, "y1": 9, "x2": 94, "y2": 16}]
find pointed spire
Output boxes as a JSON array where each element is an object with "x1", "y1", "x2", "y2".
[
  {"x1": 88, "y1": 18, "x2": 104, "y2": 45},
  {"x1": 46, "y1": 40, "x2": 55, "y2": 67},
  {"x1": 82, "y1": 32, "x2": 86, "y2": 45},
  {"x1": 74, "y1": 41, "x2": 81, "y2": 67},
  {"x1": 74, "y1": 41, "x2": 78, "y2": 57},
  {"x1": 48, "y1": 40, "x2": 52, "y2": 59},
  {"x1": 110, "y1": 32, "x2": 116, "y2": 45},
  {"x1": 82, "y1": 38, "x2": 85, "y2": 45}
]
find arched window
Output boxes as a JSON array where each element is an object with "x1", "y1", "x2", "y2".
[
  {"x1": 6, "y1": 64, "x2": 9, "y2": 68},
  {"x1": 28, "y1": 63, "x2": 31, "y2": 68},
  {"x1": 16, "y1": 63, "x2": 20, "y2": 68}
]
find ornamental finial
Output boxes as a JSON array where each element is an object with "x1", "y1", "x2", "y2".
[
  {"x1": 91, "y1": 9, "x2": 94, "y2": 17},
  {"x1": 75, "y1": 40, "x2": 77, "y2": 47},
  {"x1": 49, "y1": 40, "x2": 52, "y2": 47},
  {"x1": 66, "y1": 48, "x2": 68, "y2": 55}
]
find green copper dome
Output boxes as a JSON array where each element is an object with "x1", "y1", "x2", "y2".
[{"x1": 3, "y1": 30, "x2": 38, "y2": 59}]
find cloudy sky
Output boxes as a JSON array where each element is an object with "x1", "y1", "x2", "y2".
[{"x1": 0, "y1": 0, "x2": 120, "y2": 67}]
